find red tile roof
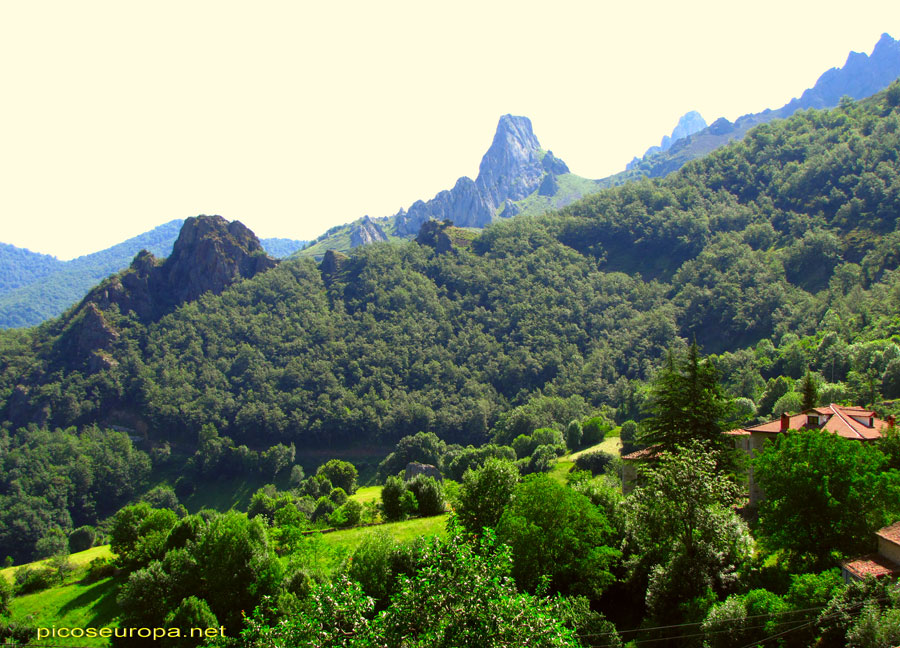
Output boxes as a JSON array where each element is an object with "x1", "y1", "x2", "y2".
[
  {"x1": 730, "y1": 404, "x2": 891, "y2": 441},
  {"x1": 877, "y1": 521, "x2": 900, "y2": 546},
  {"x1": 621, "y1": 446, "x2": 661, "y2": 461},
  {"x1": 842, "y1": 554, "x2": 900, "y2": 580}
]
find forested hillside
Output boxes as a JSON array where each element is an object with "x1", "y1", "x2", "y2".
[
  {"x1": 2, "y1": 83, "x2": 899, "y2": 452},
  {"x1": 0, "y1": 223, "x2": 306, "y2": 330},
  {"x1": 2, "y1": 80, "x2": 900, "y2": 648}
]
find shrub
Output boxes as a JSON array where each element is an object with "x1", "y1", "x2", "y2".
[
  {"x1": 68, "y1": 525, "x2": 96, "y2": 553},
  {"x1": 582, "y1": 416, "x2": 611, "y2": 446},
  {"x1": 406, "y1": 475, "x2": 445, "y2": 517},
  {"x1": 381, "y1": 475, "x2": 406, "y2": 522},
  {"x1": 82, "y1": 557, "x2": 116, "y2": 583},
  {"x1": 565, "y1": 420, "x2": 583, "y2": 449},
  {"x1": 574, "y1": 450, "x2": 617, "y2": 476}
]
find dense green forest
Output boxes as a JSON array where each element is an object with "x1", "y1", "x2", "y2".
[
  {"x1": 2, "y1": 82, "x2": 900, "y2": 647},
  {"x1": 3, "y1": 85, "x2": 900, "y2": 446}
]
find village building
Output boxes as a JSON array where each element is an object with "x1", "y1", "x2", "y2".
[
  {"x1": 841, "y1": 521, "x2": 900, "y2": 583},
  {"x1": 621, "y1": 404, "x2": 895, "y2": 501},
  {"x1": 725, "y1": 404, "x2": 894, "y2": 506}
]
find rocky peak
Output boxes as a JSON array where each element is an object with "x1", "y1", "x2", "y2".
[
  {"x1": 629, "y1": 111, "x2": 708, "y2": 169},
  {"x1": 81, "y1": 215, "x2": 277, "y2": 323},
  {"x1": 776, "y1": 34, "x2": 900, "y2": 114},
  {"x1": 475, "y1": 115, "x2": 546, "y2": 208},
  {"x1": 392, "y1": 114, "x2": 569, "y2": 236},
  {"x1": 668, "y1": 111, "x2": 707, "y2": 144},
  {"x1": 349, "y1": 216, "x2": 388, "y2": 247},
  {"x1": 161, "y1": 215, "x2": 277, "y2": 305}
]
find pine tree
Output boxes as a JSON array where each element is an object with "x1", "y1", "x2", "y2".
[
  {"x1": 639, "y1": 343, "x2": 733, "y2": 455},
  {"x1": 800, "y1": 369, "x2": 819, "y2": 411}
]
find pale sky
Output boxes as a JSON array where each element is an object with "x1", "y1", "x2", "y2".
[{"x1": 2, "y1": 1, "x2": 900, "y2": 260}]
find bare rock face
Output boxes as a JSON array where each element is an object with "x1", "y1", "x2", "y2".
[
  {"x1": 74, "y1": 303, "x2": 119, "y2": 357},
  {"x1": 162, "y1": 216, "x2": 277, "y2": 304},
  {"x1": 349, "y1": 216, "x2": 388, "y2": 247},
  {"x1": 81, "y1": 215, "x2": 277, "y2": 322},
  {"x1": 404, "y1": 462, "x2": 443, "y2": 482},
  {"x1": 394, "y1": 115, "x2": 568, "y2": 236},
  {"x1": 320, "y1": 249, "x2": 349, "y2": 284},
  {"x1": 474, "y1": 115, "x2": 545, "y2": 208}
]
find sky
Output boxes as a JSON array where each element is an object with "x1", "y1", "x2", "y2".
[{"x1": 2, "y1": 1, "x2": 900, "y2": 260}]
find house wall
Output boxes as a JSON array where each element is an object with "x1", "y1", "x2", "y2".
[
  {"x1": 748, "y1": 432, "x2": 771, "y2": 506},
  {"x1": 878, "y1": 537, "x2": 900, "y2": 564}
]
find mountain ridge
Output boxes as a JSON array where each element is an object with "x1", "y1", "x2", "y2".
[
  {"x1": 300, "y1": 33, "x2": 900, "y2": 258},
  {"x1": 623, "y1": 32, "x2": 900, "y2": 179},
  {"x1": 0, "y1": 223, "x2": 306, "y2": 329}
]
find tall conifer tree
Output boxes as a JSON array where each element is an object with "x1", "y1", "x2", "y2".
[{"x1": 639, "y1": 343, "x2": 733, "y2": 455}]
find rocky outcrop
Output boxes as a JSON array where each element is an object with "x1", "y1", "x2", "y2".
[
  {"x1": 627, "y1": 34, "x2": 900, "y2": 177},
  {"x1": 81, "y1": 215, "x2": 277, "y2": 322},
  {"x1": 161, "y1": 216, "x2": 276, "y2": 304},
  {"x1": 74, "y1": 303, "x2": 119, "y2": 357},
  {"x1": 349, "y1": 216, "x2": 388, "y2": 247},
  {"x1": 779, "y1": 33, "x2": 900, "y2": 113},
  {"x1": 320, "y1": 249, "x2": 349, "y2": 283},
  {"x1": 628, "y1": 111, "x2": 708, "y2": 170},
  {"x1": 538, "y1": 173, "x2": 559, "y2": 197},
  {"x1": 404, "y1": 462, "x2": 443, "y2": 482},
  {"x1": 541, "y1": 151, "x2": 570, "y2": 175},
  {"x1": 415, "y1": 219, "x2": 454, "y2": 254},
  {"x1": 394, "y1": 115, "x2": 569, "y2": 236}
]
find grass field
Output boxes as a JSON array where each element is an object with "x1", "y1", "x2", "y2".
[
  {"x1": 324, "y1": 513, "x2": 449, "y2": 551},
  {"x1": 9, "y1": 577, "x2": 120, "y2": 647},
  {"x1": 550, "y1": 435, "x2": 624, "y2": 484},
  {"x1": 349, "y1": 485, "x2": 382, "y2": 505},
  {"x1": 1, "y1": 545, "x2": 113, "y2": 584},
  {"x1": 298, "y1": 513, "x2": 450, "y2": 574},
  {"x1": 569, "y1": 435, "x2": 622, "y2": 461}
]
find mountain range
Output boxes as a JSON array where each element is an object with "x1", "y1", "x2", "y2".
[
  {"x1": 1, "y1": 33, "x2": 899, "y2": 329},
  {"x1": 0, "y1": 225, "x2": 306, "y2": 329},
  {"x1": 622, "y1": 32, "x2": 900, "y2": 179},
  {"x1": 299, "y1": 33, "x2": 900, "y2": 258},
  {"x1": 3, "y1": 79, "x2": 900, "y2": 445}
]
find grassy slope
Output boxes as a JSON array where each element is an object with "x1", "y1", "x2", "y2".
[
  {"x1": 5, "y1": 546, "x2": 119, "y2": 647},
  {"x1": 512, "y1": 174, "x2": 604, "y2": 218},
  {"x1": 9, "y1": 577, "x2": 120, "y2": 647},
  {"x1": 1, "y1": 546, "x2": 113, "y2": 584},
  {"x1": 550, "y1": 435, "x2": 624, "y2": 483}
]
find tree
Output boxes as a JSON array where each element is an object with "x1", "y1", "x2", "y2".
[
  {"x1": 639, "y1": 343, "x2": 733, "y2": 456},
  {"x1": 381, "y1": 476, "x2": 406, "y2": 522},
  {"x1": 163, "y1": 596, "x2": 219, "y2": 648},
  {"x1": 317, "y1": 459, "x2": 358, "y2": 495},
  {"x1": 800, "y1": 369, "x2": 819, "y2": 411},
  {"x1": 496, "y1": 474, "x2": 619, "y2": 598},
  {"x1": 622, "y1": 441, "x2": 751, "y2": 624},
  {"x1": 239, "y1": 532, "x2": 595, "y2": 647},
  {"x1": 581, "y1": 415, "x2": 611, "y2": 446},
  {"x1": 377, "y1": 432, "x2": 446, "y2": 480},
  {"x1": 565, "y1": 419, "x2": 582, "y2": 449},
  {"x1": 68, "y1": 526, "x2": 96, "y2": 553},
  {"x1": 455, "y1": 457, "x2": 519, "y2": 534},
  {"x1": 755, "y1": 429, "x2": 900, "y2": 567},
  {"x1": 619, "y1": 420, "x2": 640, "y2": 456},
  {"x1": 405, "y1": 475, "x2": 445, "y2": 517}
]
